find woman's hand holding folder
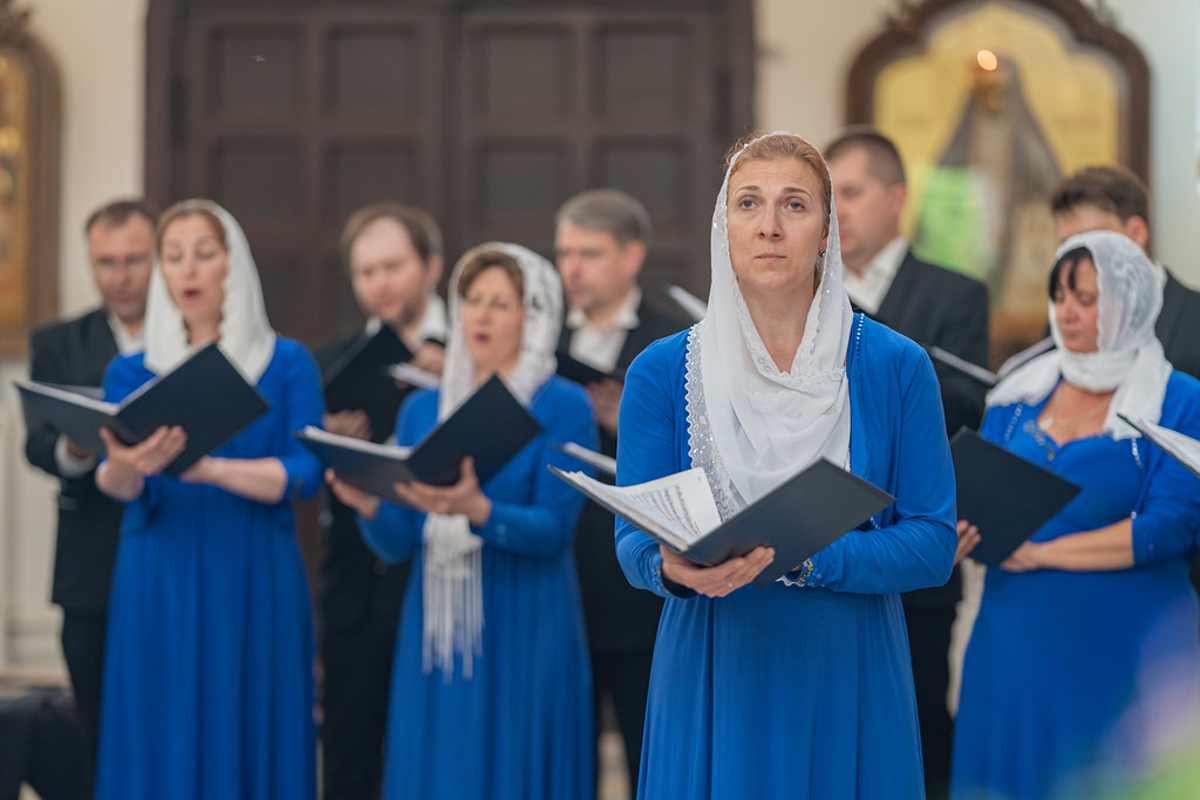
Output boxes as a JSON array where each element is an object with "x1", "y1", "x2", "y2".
[
  {"x1": 659, "y1": 544, "x2": 775, "y2": 598},
  {"x1": 327, "y1": 468, "x2": 382, "y2": 522},
  {"x1": 96, "y1": 425, "x2": 188, "y2": 501}
]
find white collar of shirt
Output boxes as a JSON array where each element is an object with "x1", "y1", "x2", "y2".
[
  {"x1": 566, "y1": 286, "x2": 642, "y2": 332},
  {"x1": 842, "y1": 236, "x2": 908, "y2": 316},
  {"x1": 566, "y1": 286, "x2": 642, "y2": 373},
  {"x1": 106, "y1": 312, "x2": 144, "y2": 356},
  {"x1": 365, "y1": 294, "x2": 448, "y2": 349}
]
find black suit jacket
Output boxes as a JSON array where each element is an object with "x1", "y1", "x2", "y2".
[
  {"x1": 24, "y1": 308, "x2": 124, "y2": 615},
  {"x1": 315, "y1": 331, "x2": 418, "y2": 633},
  {"x1": 1158, "y1": 270, "x2": 1200, "y2": 380},
  {"x1": 559, "y1": 299, "x2": 687, "y2": 653},
  {"x1": 866, "y1": 251, "x2": 990, "y2": 610}
]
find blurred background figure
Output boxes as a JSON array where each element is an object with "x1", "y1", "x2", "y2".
[
  {"x1": 553, "y1": 188, "x2": 685, "y2": 794},
  {"x1": 952, "y1": 231, "x2": 1200, "y2": 800},
  {"x1": 22, "y1": 198, "x2": 156, "y2": 798},
  {"x1": 315, "y1": 203, "x2": 446, "y2": 800},
  {"x1": 827, "y1": 128, "x2": 989, "y2": 799},
  {"x1": 94, "y1": 200, "x2": 323, "y2": 800}
]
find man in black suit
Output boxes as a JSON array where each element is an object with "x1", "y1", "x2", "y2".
[
  {"x1": 554, "y1": 189, "x2": 685, "y2": 793},
  {"x1": 1051, "y1": 166, "x2": 1200, "y2": 380},
  {"x1": 316, "y1": 203, "x2": 446, "y2": 800},
  {"x1": 1050, "y1": 165, "x2": 1200, "y2": 596},
  {"x1": 24, "y1": 198, "x2": 156, "y2": 792},
  {"x1": 827, "y1": 129, "x2": 990, "y2": 799}
]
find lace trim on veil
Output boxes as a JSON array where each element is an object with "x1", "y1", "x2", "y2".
[{"x1": 684, "y1": 324, "x2": 743, "y2": 520}]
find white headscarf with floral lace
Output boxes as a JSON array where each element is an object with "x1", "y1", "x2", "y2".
[
  {"x1": 692, "y1": 131, "x2": 854, "y2": 508},
  {"x1": 987, "y1": 229, "x2": 1170, "y2": 438}
]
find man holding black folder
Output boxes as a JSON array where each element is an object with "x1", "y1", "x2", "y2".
[
  {"x1": 315, "y1": 203, "x2": 447, "y2": 800},
  {"x1": 554, "y1": 189, "x2": 685, "y2": 791},
  {"x1": 827, "y1": 129, "x2": 990, "y2": 798},
  {"x1": 23, "y1": 198, "x2": 156, "y2": 793}
]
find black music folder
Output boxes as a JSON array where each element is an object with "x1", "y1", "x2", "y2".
[
  {"x1": 555, "y1": 352, "x2": 624, "y2": 386},
  {"x1": 950, "y1": 427, "x2": 1081, "y2": 566},
  {"x1": 322, "y1": 324, "x2": 414, "y2": 420},
  {"x1": 1118, "y1": 413, "x2": 1200, "y2": 480},
  {"x1": 297, "y1": 374, "x2": 541, "y2": 502},
  {"x1": 15, "y1": 343, "x2": 270, "y2": 477},
  {"x1": 551, "y1": 459, "x2": 894, "y2": 587}
]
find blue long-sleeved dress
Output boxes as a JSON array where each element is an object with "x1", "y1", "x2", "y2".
[
  {"x1": 359, "y1": 375, "x2": 596, "y2": 800},
  {"x1": 94, "y1": 339, "x2": 323, "y2": 800},
  {"x1": 951, "y1": 371, "x2": 1200, "y2": 800},
  {"x1": 615, "y1": 316, "x2": 958, "y2": 800}
]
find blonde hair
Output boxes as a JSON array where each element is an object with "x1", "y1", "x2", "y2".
[
  {"x1": 725, "y1": 133, "x2": 832, "y2": 224},
  {"x1": 156, "y1": 200, "x2": 227, "y2": 252}
]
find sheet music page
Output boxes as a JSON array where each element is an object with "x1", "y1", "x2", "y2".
[
  {"x1": 19, "y1": 381, "x2": 119, "y2": 414},
  {"x1": 553, "y1": 441, "x2": 617, "y2": 476},
  {"x1": 387, "y1": 362, "x2": 440, "y2": 389},
  {"x1": 591, "y1": 468, "x2": 722, "y2": 545},
  {"x1": 299, "y1": 426, "x2": 413, "y2": 458}
]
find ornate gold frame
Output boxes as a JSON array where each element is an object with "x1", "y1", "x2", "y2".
[{"x1": 0, "y1": 0, "x2": 59, "y2": 355}]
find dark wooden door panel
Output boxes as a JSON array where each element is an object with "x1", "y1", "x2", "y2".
[{"x1": 148, "y1": 0, "x2": 751, "y2": 343}]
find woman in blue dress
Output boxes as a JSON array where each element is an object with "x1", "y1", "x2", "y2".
[
  {"x1": 93, "y1": 200, "x2": 323, "y2": 798},
  {"x1": 614, "y1": 131, "x2": 958, "y2": 799},
  {"x1": 330, "y1": 243, "x2": 596, "y2": 799},
  {"x1": 952, "y1": 230, "x2": 1200, "y2": 799}
]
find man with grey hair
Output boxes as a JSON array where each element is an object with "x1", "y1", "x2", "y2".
[
  {"x1": 827, "y1": 128, "x2": 989, "y2": 800},
  {"x1": 554, "y1": 189, "x2": 684, "y2": 791},
  {"x1": 24, "y1": 198, "x2": 157, "y2": 796}
]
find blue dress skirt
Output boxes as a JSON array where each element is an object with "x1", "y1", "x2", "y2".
[
  {"x1": 94, "y1": 339, "x2": 324, "y2": 800},
  {"x1": 952, "y1": 372, "x2": 1200, "y2": 799},
  {"x1": 615, "y1": 318, "x2": 959, "y2": 799},
  {"x1": 360, "y1": 376, "x2": 596, "y2": 800}
]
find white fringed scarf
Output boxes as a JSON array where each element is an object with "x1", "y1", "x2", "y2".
[{"x1": 422, "y1": 242, "x2": 562, "y2": 680}]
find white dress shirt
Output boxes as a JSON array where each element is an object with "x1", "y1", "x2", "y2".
[
  {"x1": 566, "y1": 286, "x2": 642, "y2": 374},
  {"x1": 842, "y1": 236, "x2": 909, "y2": 316}
]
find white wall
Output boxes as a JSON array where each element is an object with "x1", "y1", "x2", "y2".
[
  {"x1": 1, "y1": 0, "x2": 146, "y2": 669},
  {"x1": 755, "y1": 0, "x2": 1200, "y2": 285},
  {"x1": 3, "y1": 0, "x2": 1198, "y2": 668}
]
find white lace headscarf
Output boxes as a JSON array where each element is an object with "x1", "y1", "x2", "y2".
[
  {"x1": 987, "y1": 229, "x2": 1170, "y2": 438},
  {"x1": 694, "y1": 131, "x2": 854, "y2": 507},
  {"x1": 143, "y1": 200, "x2": 277, "y2": 381},
  {"x1": 423, "y1": 242, "x2": 562, "y2": 680}
]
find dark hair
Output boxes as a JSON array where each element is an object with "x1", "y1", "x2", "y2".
[
  {"x1": 156, "y1": 200, "x2": 227, "y2": 252},
  {"x1": 340, "y1": 203, "x2": 443, "y2": 270},
  {"x1": 1047, "y1": 246, "x2": 1092, "y2": 299},
  {"x1": 455, "y1": 247, "x2": 524, "y2": 299},
  {"x1": 555, "y1": 189, "x2": 652, "y2": 247},
  {"x1": 823, "y1": 127, "x2": 907, "y2": 187},
  {"x1": 84, "y1": 198, "x2": 158, "y2": 237},
  {"x1": 1050, "y1": 166, "x2": 1149, "y2": 228},
  {"x1": 724, "y1": 132, "x2": 832, "y2": 224}
]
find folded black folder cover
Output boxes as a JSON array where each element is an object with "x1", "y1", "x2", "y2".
[
  {"x1": 322, "y1": 325, "x2": 414, "y2": 426},
  {"x1": 950, "y1": 427, "x2": 1082, "y2": 566},
  {"x1": 297, "y1": 374, "x2": 542, "y2": 502},
  {"x1": 16, "y1": 343, "x2": 270, "y2": 477},
  {"x1": 551, "y1": 459, "x2": 894, "y2": 588},
  {"x1": 555, "y1": 352, "x2": 624, "y2": 386}
]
